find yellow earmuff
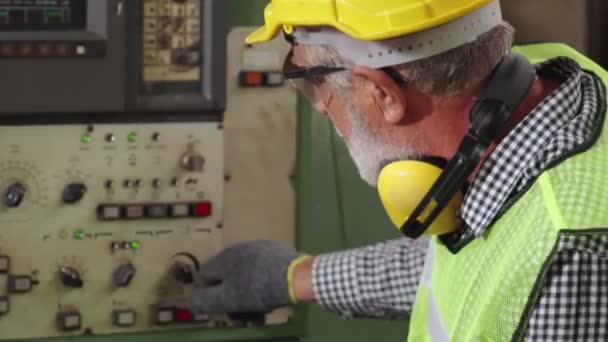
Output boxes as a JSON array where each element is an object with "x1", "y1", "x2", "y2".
[
  {"x1": 377, "y1": 161, "x2": 463, "y2": 236},
  {"x1": 376, "y1": 53, "x2": 536, "y2": 240}
]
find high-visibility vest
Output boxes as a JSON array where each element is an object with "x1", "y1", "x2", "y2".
[{"x1": 408, "y1": 43, "x2": 608, "y2": 341}]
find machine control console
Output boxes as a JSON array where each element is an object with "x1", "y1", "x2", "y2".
[{"x1": 0, "y1": 122, "x2": 255, "y2": 340}]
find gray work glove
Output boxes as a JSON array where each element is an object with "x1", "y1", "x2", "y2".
[{"x1": 191, "y1": 240, "x2": 301, "y2": 314}]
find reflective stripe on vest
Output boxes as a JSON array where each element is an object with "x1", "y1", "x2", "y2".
[{"x1": 421, "y1": 243, "x2": 450, "y2": 341}]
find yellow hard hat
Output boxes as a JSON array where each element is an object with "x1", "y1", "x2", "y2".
[{"x1": 246, "y1": 0, "x2": 494, "y2": 44}]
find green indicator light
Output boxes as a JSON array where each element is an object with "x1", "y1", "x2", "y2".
[
  {"x1": 81, "y1": 134, "x2": 91, "y2": 143},
  {"x1": 128, "y1": 132, "x2": 137, "y2": 142},
  {"x1": 74, "y1": 230, "x2": 86, "y2": 240},
  {"x1": 130, "y1": 241, "x2": 141, "y2": 249}
]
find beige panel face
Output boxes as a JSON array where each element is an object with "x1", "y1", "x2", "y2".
[
  {"x1": 142, "y1": 0, "x2": 201, "y2": 82},
  {"x1": 222, "y1": 28, "x2": 295, "y2": 247},
  {"x1": 0, "y1": 123, "x2": 227, "y2": 340}
]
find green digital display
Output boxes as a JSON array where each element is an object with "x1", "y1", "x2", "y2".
[{"x1": 0, "y1": 0, "x2": 87, "y2": 31}]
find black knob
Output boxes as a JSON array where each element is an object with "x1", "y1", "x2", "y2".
[
  {"x1": 113, "y1": 263, "x2": 136, "y2": 287},
  {"x1": 59, "y1": 267, "x2": 83, "y2": 288},
  {"x1": 172, "y1": 261, "x2": 194, "y2": 284},
  {"x1": 62, "y1": 183, "x2": 87, "y2": 204},
  {"x1": 4, "y1": 182, "x2": 26, "y2": 208}
]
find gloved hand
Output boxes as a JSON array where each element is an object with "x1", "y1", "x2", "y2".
[{"x1": 191, "y1": 240, "x2": 308, "y2": 314}]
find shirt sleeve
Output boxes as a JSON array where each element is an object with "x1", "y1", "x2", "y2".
[
  {"x1": 311, "y1": 237, "x2": 428, "y2": 320},
  {"x1": 524, "y1": 234, "x2": 608, "y2": 341}
]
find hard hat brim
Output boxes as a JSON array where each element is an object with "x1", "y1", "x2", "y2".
[{"x1": 245, "y1": 24, "x2": 281, "y2": 45}]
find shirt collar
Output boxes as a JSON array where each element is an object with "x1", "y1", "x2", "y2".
[{"x1": 459, "y1": 57, "x2": 601, "y2": 237}]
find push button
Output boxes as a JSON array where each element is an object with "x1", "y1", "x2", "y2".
[
  {"x1": 8, "y1": 275, "x2": 33, "y2": 293},
  {"x1": 0, "y1": 297, "x2": 9, "y2": 315},
  {"x1": 153, "y1": 307, "x2": 174, "y2": 324},
  {"x1": 170, "y1": 204, "x2": 190, "y2": 217},
  {"x1": 0, "y1": 255, "x2": 9, "y2": 273},
  {"x1": 145, "y1": 204, "x2": 169, "y2": 218},
  {"x1": 57, "y1": 311, "x2": 81, "y2": 331},
  {"x1": 98, "y1": 205, "x2": 121, "y2": 220},
  {"x1": 175, "y1": 309, "x2": 193, "y2": 322},
  {"x1": 113, "y1": 310, "x2": 136, "y2": 327},
  {"x1": 125, "y1": 205, "x2": 144, "y2": 219},
  {"x1": 193, "y1": 202, "x2": 212, "y2": 217}
]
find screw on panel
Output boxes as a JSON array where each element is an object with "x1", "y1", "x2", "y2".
[
  {"x1": 216, "y1": 222, "x2": 223, "y2": 229},
  {"x1": 224, "y1": 174, "x2": 231, "y2": 182}
]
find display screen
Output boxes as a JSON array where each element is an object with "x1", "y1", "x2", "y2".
[{"x1": 0, "y1": 0, "x2": 87, "y2": 30}]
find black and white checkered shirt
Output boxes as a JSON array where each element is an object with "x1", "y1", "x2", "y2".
[{"x1": 312, "y1": 56, "x2": 607, "y2": 340}]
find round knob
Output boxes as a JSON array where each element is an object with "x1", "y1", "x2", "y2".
[
  {"x1": 4, "y1": 182, "x2": 26, "y2": 208},
  {"x1": 59, "y1": 267, "x2": 83, "y2": 288},
  {"x1": 172, "y1": 261, "x2": 195, "y2": 284},
  {"x1": 113, "y1": 263, "x2": 136, "y2": 287},
  {"x1": 62, "y1": 183, "x2": 87, "y2": 204},
  {"x1": 170, "y1": 253, "x2": 199, "y2": 284}
]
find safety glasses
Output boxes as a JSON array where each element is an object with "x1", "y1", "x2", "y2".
[
  {"x1": 282, "y1": 48, "x2": 409, "y2": 104},
  {"x1": 282, "y1": 49, "x2": 346, "y2": 103}
]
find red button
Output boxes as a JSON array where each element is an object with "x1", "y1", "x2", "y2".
[
  {"x1": 175, "y1": 309, "x2": 193, "y2": 322},
  {"x1": 193, "y1": 202, "x2": 212, "y2": 217}
]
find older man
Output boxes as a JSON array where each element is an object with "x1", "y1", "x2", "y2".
[{"x1": 193, "y1": 1, "x2": 608, "y2": 340}]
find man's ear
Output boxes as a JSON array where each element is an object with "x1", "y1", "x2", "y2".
[{"x1": 352, "y1": 65, "x2": 407, "y2": 124}]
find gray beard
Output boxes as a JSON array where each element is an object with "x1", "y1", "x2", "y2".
[{"x1": 344, "y1": 105, "x2": 421, "y2": 186}]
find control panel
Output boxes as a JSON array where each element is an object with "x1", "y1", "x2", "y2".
[
  {"x1": 0, "y1": 123, "x2": 235, "y2": 339},
  {"x1": 0, "y1": 10, "x2": 297, "y2": 339}
]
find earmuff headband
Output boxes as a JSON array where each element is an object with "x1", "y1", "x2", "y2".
[{"x1": 400, "y1": 52, "x2": 536, "y2": 239}]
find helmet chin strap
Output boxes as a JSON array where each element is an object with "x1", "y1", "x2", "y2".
[{"x1": 378, "y1": 52, "x2": 536, "y2": 240}]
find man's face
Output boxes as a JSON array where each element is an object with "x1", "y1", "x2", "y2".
[{"x1": 291, "y1": 45, "x2": 418, "y2": 185}]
